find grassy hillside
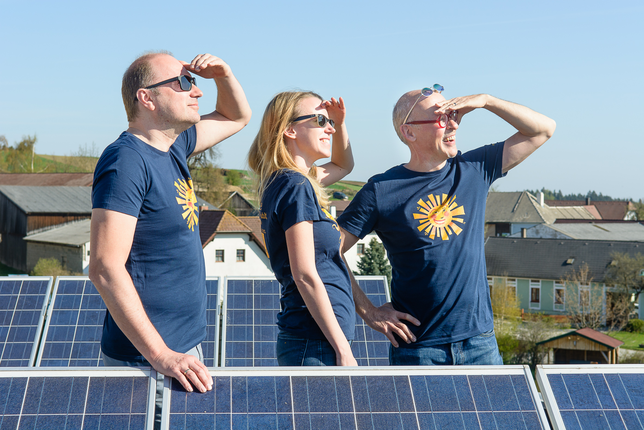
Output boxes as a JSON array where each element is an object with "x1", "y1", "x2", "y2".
[{"x1": 0, "y1": 152, "x2": 97, "y2": 173}]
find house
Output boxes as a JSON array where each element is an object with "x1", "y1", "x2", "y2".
[
  {"x1": 547, "y1": 199, "x2": 637, "y2": 221},
  {"x1": 485, "y1": 237, "x2": 644, "y2": 319},
  {"x1": 508, "y1": 222, "x2": 644, "y2": 242},
  {"x1": 218, "y1": 190, "x2": 257, "y2": 216},
  {"x1": 485, "y1": 191, "x2": 597, "y2": 237},
  {"x1": 537, "y1": 327, "x2": 623, "y2": 364},
  {"x1": 23, "y1": 219, "x2": 91, "y2": 274},
  {"x1": 199, "y1": 209, "x2": 272, "y2": 277},
  {"x1": 0, "y1": 186, "x2": 92, "y2": 271}
]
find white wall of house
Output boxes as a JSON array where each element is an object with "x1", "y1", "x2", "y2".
[
  {"x1": 26, "y1": 241, "x2": 90, "y2": 274},
  {"x1": 342, "y1": 232, "x2": 385, "y2": 273},
  {"x1": 203, "y1": 233, "x2": 273, "y2": 277}
]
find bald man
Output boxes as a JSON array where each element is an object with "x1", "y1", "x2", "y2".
[{"x1": 339, "y1": 86, "x2": 555, "y2": 365}]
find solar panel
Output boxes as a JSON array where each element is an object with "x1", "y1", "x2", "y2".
[
  {"x1": 202, "y1": 277, "x2": 221, "y2": 367},
  {"x1": 0, "y1": 276, "x2": 53, "y2": 367},
  {"x1": 536, "y1": 364, "x2": 644, "y2": 430},
  {"x1": 0, "y1": 368, "x2": 156, "y2": 429},
  {"x1": 221, "y1": 276, "x2": 391, "y2": 367},
  {"x1": 221, "y1": 277, "x2": 281, "y2": 367},
  {"x1": 36, "y1": 277, "x2": 106, "y2": 367},
  {"x1": 351, "y1": 276, "x2": 391, "y2": 366},
  {"x1": 162, "y1": 365, "x2": 548, "y2": 429}
]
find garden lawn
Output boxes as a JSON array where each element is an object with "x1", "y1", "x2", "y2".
[{"x1": 610, "y1": 331, "x2": 644, "y2": 351}]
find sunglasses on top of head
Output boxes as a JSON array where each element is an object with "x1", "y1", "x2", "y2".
[
  {"x1": 292, "y1": 114, "x2": 335, "y2": 129},
  {"x1": 136, "y1": 75, "x2": 197, "y2": 101}
]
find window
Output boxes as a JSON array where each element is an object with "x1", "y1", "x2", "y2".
[
  {"x1": 215, "y1": 250, "x2": 224, "y2": 262},
  {"x1": 236, "y1": 249, "x2": 246, "y2": 262},
  {"x1": 530, "y1": 279, "x2": 541, "y2": 310},
  {"x1": 554, "y1": 281, "x2": 565, "y2": 311},
  {"x1": 357, "y1": 243, "x2": 365, "y2": 255},
  {"x1": 487, "y1": 277, "x2": 494, "y2": 295},
  {"x1": 506, "y1": 278, "x2": 517, "y2": 299}
]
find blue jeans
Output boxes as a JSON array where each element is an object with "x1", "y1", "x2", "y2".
[
  {"x1": 390, "y1": 329, "x2": 503, "y2": 366},
  {"x1": 276, "y1": 332, "x2": 337, "y2": 366}
]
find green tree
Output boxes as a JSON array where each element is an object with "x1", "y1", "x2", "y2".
[
  {"x1": 511, "y1": 314, "x2": 558, "y2": 372},
  {"x1": 356, "y1": 238, "x2": 392, "y2": 286},
  {"x1": 633, "y1": 201, "x2": 644, "y2": 221},
  {"x1": 606, "y1": 252, "x2": 644, "y2": 304},
  {"x1": 5, "y1": 135, "x2": 37, "y2": 172},
  {"x1": 227, "y1": 170, "x2": 242, "y2": 186}
]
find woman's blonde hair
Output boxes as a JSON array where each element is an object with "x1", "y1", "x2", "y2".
[{"x1": 248, "y1": 91, "x2": 329, "y2": 208}]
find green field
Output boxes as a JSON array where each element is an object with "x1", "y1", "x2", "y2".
[{"x1": 610, "y1": 331, "x2": 644, "y2": 351}]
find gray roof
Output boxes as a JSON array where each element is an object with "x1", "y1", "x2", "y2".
[
  {"x1": 23, "y1": 219, "x2": 91, "y2": 246},
  {"x1": 509, "y1": 223, "x2": 644, "y2": 242},
  {"x1": 485, "y1": 192, "x2": 596, "y2": 224},
  {"x1": 485, "y1": 237, "x2": 644, "y2": 282},
  {"x1": 0, "y1": 186, "x2": 92, "y2": 214}
]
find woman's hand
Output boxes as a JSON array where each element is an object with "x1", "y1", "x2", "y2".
[{"x1": 324, "y1": 97, "x2": 346, "y2": 127}]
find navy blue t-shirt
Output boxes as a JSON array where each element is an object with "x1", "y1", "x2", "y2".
[
  {"x1": 260, "y1": 170, "x2": 355, "y2": 341},
  {"x1": 338, "y1": 143, "x2": 505, "y2": 346},
  {"x1": 92, "y1": 127, "x2": 207, "y2": 361}
]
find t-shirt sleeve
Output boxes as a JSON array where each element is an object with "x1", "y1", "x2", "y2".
[
  {"x1": 337, "y1": 180, "x2": 378, "y2": 239},
  {"x1": 462, "y1": 141, "x2": 506, "y2": 187},
  {"x1": 275, "y1": 174, "x2": 322, "y2": 232},
  {"x1": 92, "y1": 145, "x2": 147, "y2": 218},
  {"x1": 183, "y1": 126, "x2": 198, "y2": 158}
]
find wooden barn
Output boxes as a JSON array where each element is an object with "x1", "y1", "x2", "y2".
[
  {"x1": 537, "y1": 327, "x2": 624, "y2": 364},
  {"x1": 0, "y1": 185, "x2": 92, "y2": 272}
]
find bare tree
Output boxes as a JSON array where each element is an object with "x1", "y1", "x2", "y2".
[
  {"x1": 511, "y1": 314, "x2": 558, "y2": 372},
  {"x1": 561, "y1": 263, "x2": 605, "y2": 330}
]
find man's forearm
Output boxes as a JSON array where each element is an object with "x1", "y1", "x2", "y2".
[
  {"x1": 485, "y1": 95, "x2": 555, "y2": 139},
  {"x1": 212, "y1": 72, "x2": 252, "y2": 125},
  {"x1": 90, "y1": 264, "x2": 169, "y2": 361}
]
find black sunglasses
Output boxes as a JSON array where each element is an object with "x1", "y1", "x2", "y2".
[
  {"x1": 136, "y1": 75, "x2": 197, "y2": 101},
  {"x1": 292, "y1": 113, "x2": 335, "y2": 128}
]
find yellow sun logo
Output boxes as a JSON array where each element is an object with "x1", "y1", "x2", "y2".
[
  {"x1": 413, "y1": 193, "x2": 465, "y2": 240},
  {"x1": 174, "y1": 178, "x2": 199, "y2": 231}
]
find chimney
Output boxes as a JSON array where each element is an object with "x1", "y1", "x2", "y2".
[
  {"x1": 586, "y1": 197, "x2": 591, "y2": 205},
  {"x1": 200, "y1": 205, "x2": 209, "y2": 212},
  {"x1": 538, "y1": 192, "x2": 544, "y2": 207},
  {"x1": 521, "y1": 228, "x2": 527, "y2": 238}
]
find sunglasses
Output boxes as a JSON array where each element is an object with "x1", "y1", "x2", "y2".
[
  {"x1": 292, "y1": 113, "x2": 335, "y2": 128},
  {"x1": 406, "y1": 111, "x2": 460, "y2": 128},
  {"x1": 136, "y1": 75, "x2": 197, "y2": 101},
  {"x1": 401, "y1": 84, "x2": 445, "y2": 125}
]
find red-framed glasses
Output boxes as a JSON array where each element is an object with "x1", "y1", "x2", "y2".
[{"x1": 405, "y1": 110, "x2": 459, "y2": 128}]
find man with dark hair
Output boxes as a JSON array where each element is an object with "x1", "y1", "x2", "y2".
[
  {"x1": 339, "y1": 86, "x2": 555, "y2": 365},
  {"x1": 90, "y1": 52, "x2": 251, "y2": 392}
]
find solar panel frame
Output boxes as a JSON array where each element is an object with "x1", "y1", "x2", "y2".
[
  {"x1": 202, "y1": 276, "x2": 222, "y2": 368},
  {"x1": 161, "y1": 365, "x2": 549, "y2": 430},
  {"x1": 0, "y1": 276, "x2": 53, "y2": 367},
  {"x1": 536, "y1": 364, "x2": 644, "y2": 430},
  {"x1": 36, "y1": 276, "x2": 107, "y2": 367},
  {"x1": 0, "y1": 367, "x2": 157, "y2": 430},
  {"x1": 220, "y1": 275, "x2": 392, "y2": 368}
]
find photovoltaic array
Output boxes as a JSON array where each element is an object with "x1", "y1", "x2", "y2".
[
  {"x1": 202, "y1": 277, "x2": 221, "y2": 367},
  {"x1": 536, "y1": 364, "x2": 644, "y2": 430},
  {"x1": 220, "y1": 276, "x2": 391, "y2": 367},
  {"x1": 37, "y1": 277, "x2": 106, "y2": 367},
  {"x1": 0, "y1": 276, "x2": 52, "y2": 367},
  {"x1": 162, "y1": 366, "x2": 548, "y2": 430},
  {"x1": 0, "y1": 368, "x2": 156, "y2": 430}
]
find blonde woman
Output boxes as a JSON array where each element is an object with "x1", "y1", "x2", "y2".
[{"x1": 248, "y1": 91, "x2": 356, "y2": 366}]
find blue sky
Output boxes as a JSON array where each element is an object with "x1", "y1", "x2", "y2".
[{"x1": 1, "y1": 0, "x2": 642, "y2": 200}]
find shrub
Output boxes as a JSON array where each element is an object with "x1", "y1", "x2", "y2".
[
  {"x1": 625, "y1": 319, "x2": 644, "y2": 334},
  {"x1": 31, "y1": 258, "x2": 70, "y2": 277}
]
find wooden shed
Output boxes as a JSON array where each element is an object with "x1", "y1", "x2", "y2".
[{"x1": 537, "y1": 327, "x2": 624, "y2": 364}]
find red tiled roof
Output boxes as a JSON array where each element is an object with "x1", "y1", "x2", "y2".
[
  {"x1": 575, "y1": 327, "x2": 624, "y2": 349},
  {"x1": 546, "y1": 200, "x2": 630, "y2": 220}
]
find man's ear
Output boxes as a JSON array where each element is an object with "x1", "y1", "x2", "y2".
[
  {"x1": 136, "y1": 89, "x2": 156, "y2": 112},
  {"x1": 400, "y1": 124, "x2": 416, "y2": 143}
]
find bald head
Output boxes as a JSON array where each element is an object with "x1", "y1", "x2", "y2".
[{"x1": 392, "y1": 89, "x2": 445, "y2": 144}]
